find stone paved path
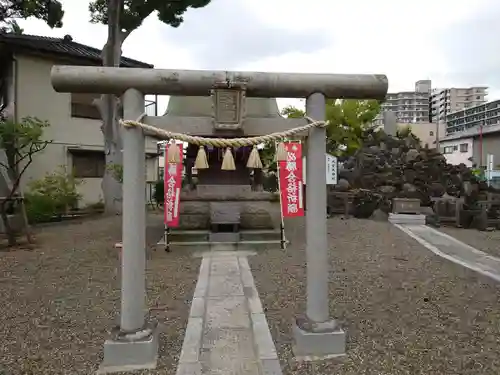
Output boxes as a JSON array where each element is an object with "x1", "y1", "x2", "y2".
[
  {"x1": 176, "y1": 251, "x2": 283, "y2": 375},
  {"x1": 395, "y1": 224, "x2": 500, "y2": 282}
]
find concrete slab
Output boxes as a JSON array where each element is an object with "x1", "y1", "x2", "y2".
[
  {"x1": 201, "y1": 326, "x2": 256, "y2": 358},
  {"x1": 205, "y1": 296, "x2": 250, "y2": 329},
  {"x1": 388, "y1": 213, "x2": 426, "y2": 225},
  {"x1": 207, "y1": 275, "x2": 244, "y2": 297},
  {"x1": 175, "y1": 251, "x2": 282, "y2": 375},
  {"x1": 395, "y1": 224, "x2": 500, "y2": 283}
]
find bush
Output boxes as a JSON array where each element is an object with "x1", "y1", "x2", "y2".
[
  {"x1": 25, "y1": 194, "x2": 60, "y2": 223},
  {"x1": 25, "y1": 166, "x2": 82, "y2": 223}
]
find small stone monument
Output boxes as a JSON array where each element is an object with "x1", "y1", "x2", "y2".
[
  {"x1": 389, "y1": 198, "x2": 425, "y2": 225},
  {"x1": 383, "y1": 111, "x2": 397, "y2": 136}
]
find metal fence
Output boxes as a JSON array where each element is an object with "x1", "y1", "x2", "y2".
[
  {"x1": 145, "y1": 95, "x2": 158, "y2": 116},
  {"x1": 486, "y1": 170, "x2": 500, "y2": 189}
]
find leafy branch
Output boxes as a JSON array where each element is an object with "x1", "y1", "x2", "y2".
[{"x1": 0, "y1": 117, "x2": 51, "y2": 246}]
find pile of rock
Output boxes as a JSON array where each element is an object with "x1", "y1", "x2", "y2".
[{"x1": 332, "y1": 128, "x2": 496, "y2": 218}]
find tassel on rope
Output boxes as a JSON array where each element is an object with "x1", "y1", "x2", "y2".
[
  {"x1": 275, "y1": 142, "x2": 288, "y2": 161},
  {"x1": 167, "y1": 141, "x2": 181, "y2": 164},
  {"x1": 246, "y1": 146, "x2": 263, "y2": 169},
  {"x1": 194, "y1": 146, "x2": 209, "y2": 169},
  {"x1": 221, "y1": 147, "x2": 236, "y2": 170}
]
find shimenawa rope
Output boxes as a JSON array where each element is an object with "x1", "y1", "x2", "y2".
[{"x1": 119, "y1": 116, "x2": 328, "y2": 170}]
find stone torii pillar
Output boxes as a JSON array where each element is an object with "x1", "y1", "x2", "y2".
[{"x1": 51, "y1": 66, "x2": 388, "y2": 370}]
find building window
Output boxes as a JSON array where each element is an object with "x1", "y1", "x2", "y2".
[
  {"x1": 71, "y1": 93, "x2": 101, "y2": 119},
  {"x1": 443, "y1": 146, "x2": 457, "y2": 154},
  {"x1": 459, "y1": 143, "x2": 469, "y2": 153},
  {"x1": 71, "y1": 150, "x2": 105, "y2": 178}
]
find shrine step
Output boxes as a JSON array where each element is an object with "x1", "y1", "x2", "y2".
[
  {"x1": 239, "y1": 229, "x2": 281, "y2": 242},
  {"x1": 168, "y1": 230, "x2": 209, "y2": 243},
  {"x1": 161, "y1": 240, "x2": 284, "y2": 252},
  {"x1": 209, "y1": 232, "x2": 239, "y2": 242},
  {"x1": 167, "y1": 230, "x2": 281, "y2": 243}
]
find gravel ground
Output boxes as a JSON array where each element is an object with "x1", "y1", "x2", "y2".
[
  {"x1": 250, "y1": 217, "x2": 500, "y2": 375},
  {"x1": 0, "y1": 213, "x2": 200, "y2": 375},
  {"x1": 439, "y1": 226, "x2": 500, "y2": 258}
]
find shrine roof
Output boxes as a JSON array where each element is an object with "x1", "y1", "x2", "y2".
[{"x1": 163, "y1": 96, "x2": 283, "y2": 118}]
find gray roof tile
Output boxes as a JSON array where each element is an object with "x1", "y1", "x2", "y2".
[{"x1": 0, "y1": 33, "x2": 153, "y2": 68}]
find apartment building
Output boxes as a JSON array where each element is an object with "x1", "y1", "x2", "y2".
[
  {"x1": 373, "y1": 80, "x2": 431, "y2": 126},
  {"x1": 430, "y1": 86, "x2": 488, "y2": 123},
  {"x1": 439, "y1": 99, "x2": 500, "y2": 167},
  {"x1": 446, "y1": 99, "x2": 500, "y2": 135}
]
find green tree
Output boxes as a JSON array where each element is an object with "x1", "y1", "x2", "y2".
[
  {"x1": 259, "y1": 105, "x2": 305, "y2": 171},
  {"x1": 0, "y1": 117, "x2": 51, "y2": 246},
  {"x1": 276, "y1": 99, "x2": 381, "y2": 158},
  {"x1": 88, "y1": 0, "x2": 213, "y2": 214},
  {"x1": 325, "y1": 99, "x2": 381, "y2": 156},
  {"x1": 0, "y1": 0, "x2": 64, "y2": 31},
  {"x1": 281, "y1": 105, "x2": 305, "y2": 119}
]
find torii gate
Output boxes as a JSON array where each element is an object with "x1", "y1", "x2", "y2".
[{"x1": 51, "y1": 66, "x2": 388, "y2": 372}]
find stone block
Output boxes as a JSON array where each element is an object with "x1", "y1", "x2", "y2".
[
  {"x1": 388, "y1": 213, "x2": 426, "y2": 225},
  {"x1": 209, "y1": 232, "x2": 239, "y2": 243},
  {"x1": 180, "y1": 201, "x2": 210, "y2": 214},
  {"x1": 392, "y1": 198, "x2": 421, "y2": 214},
  {"x1": 98, "y1": 322, "x2": 159, "y2": 373},
  {"x1": 239, "y1": 229, "x2": 281, "y2": 242},
  {"x1": 178, "y1": 214, "x2": 210, "y2": 230},
  {"x1": 197, "y1": 184, "x2": 252, "y2": 198},
  {"x1": 292, "y1": 319, "x2": 345, "y2": 360},
  {"x1": 205, "y1": 296, "x2": 250, "y2": 328},
  {"x1": 240, "y1": 201, "x2": 280, "y2": 229},
  {"x1": 208, "y1": 275, "x2": 244, "y2": 297},
  {"x1": 201, "y1": 326, "x2": 255, "y2": 358},
  {"x1": 210, "y1": 202, "x2": 241, "y2": 225}
]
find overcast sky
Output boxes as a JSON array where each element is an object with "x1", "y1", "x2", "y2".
[{"x1": 17, "y1": 0, "x2": 500, "y2": 113}]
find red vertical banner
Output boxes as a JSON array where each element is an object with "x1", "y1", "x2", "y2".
[
  {"x1": 164, "y1": 143, "x2": 184, "y2": 227},
  {"x1": 278, "y1": 142, "x2": 304, "y2": 217}
]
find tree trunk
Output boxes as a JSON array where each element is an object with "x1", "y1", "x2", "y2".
[
  {"x1": 0, "y1": 201, "x2": 16, "y2": 247},
  {"x1": 98, "y1": 93, "x2": 123, "y2": 214},
  {"x1": 97, "y1": 0, "x2": 126, "y2": 214}
]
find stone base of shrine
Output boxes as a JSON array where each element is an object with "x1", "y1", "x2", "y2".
[
  {"x1": 178, "y1": 185, "x2": 282, "y2": 231},
  {"x1": 97, "y1": 321, "x2": 159, "y2": 374}
]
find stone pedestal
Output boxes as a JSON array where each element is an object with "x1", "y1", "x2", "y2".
[
  {"x1": 98, "y1": 321, "x2": 159, "y2": 374},
  {"x1": 292, "y1": 317, "x2": 346, "y2": 360},
  {"x1": 389, "y1": 213, "x2": 426, "y2": 225},
  {"x1": 392, "y1": 198, "x2": 421, "y2": 214}
]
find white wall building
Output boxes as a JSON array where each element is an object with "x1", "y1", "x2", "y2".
[
  {"x1": 0, "y1": 33, "x2": 160, "y2": 206},
  {"x1": 439, "y1": 138, "x2": 474, "y2": 167}
]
